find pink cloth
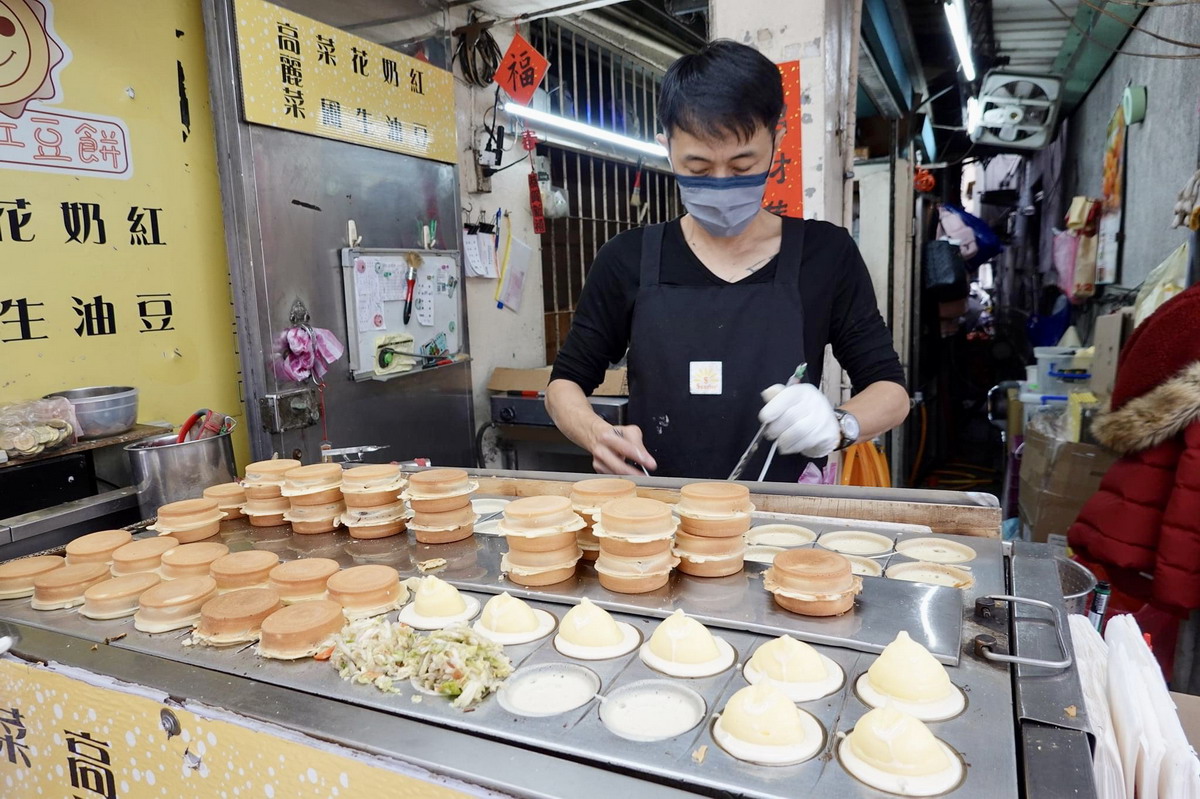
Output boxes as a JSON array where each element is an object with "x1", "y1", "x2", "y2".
[{"x1": 275, "y1": 326, "x2": 345, "y2": 382}]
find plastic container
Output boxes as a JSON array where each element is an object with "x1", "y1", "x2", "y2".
[
  {"x1": 1019, "y1": 391, "x2": 1068, "y2": 431},
  {"x1": 1034, "y1": 347, "x2": 1093, "y2": 395},
  {"x1": 45, "y1": 386, "x2": 138, "y2": 439}
]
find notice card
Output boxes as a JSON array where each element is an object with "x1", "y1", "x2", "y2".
[
  {"x1": 354, "y1": 258, "x2": 385, "y2": 330},
  {"x1": 497, "y1": 236, "x2": 533, "y2": 313}
]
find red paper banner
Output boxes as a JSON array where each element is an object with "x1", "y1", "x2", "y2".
[
  {"x1": 763, "y1": 60, "x2": 803, "y2": 218},
  {"x1": 493, "y1": 33, "x2": 549, "y2": 106}
]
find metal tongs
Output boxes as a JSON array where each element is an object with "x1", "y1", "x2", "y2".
[
  {"x1": 321, "y1": 444, "x2": 390, "y2": 464},
  {"x1": 727, "y1": 363, "x2": 807, "y2": 481}
]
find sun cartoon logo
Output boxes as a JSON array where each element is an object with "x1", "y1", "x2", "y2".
[
  {"x1": 0, "y1": 0, "x2": 67, "y2": 119},
  {"x1": 691, "y1": 362, "x2": 722, "y2": 394}
]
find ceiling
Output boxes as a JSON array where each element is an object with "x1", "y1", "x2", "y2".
[
  {"x1": 991, "y1": 0, "x2": 1080, "y2": 74},
  {"x1": 270, "y1": 0, "x2": 633, "y2": 44},
  {"x1": 266, "y1": 0, "x2": 696, "y2": 69}
]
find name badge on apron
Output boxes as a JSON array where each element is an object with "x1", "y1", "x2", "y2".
[{"x1": 689, "y1": 361, "x2": 723, "y2": 395}]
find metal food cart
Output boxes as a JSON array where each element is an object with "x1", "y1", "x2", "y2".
[{"x1": 0, "y1": 471, "x2": 1096, "y2": 798}]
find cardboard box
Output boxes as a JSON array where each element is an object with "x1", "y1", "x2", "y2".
[
  {"x1": 1172, "y1": 691, "x2": 1200, "y2": 750},
  {"x1": 1090, "y1": 307, "x2": 1135, "y2": 401},
  {"x1": 487, "y1": 366, "x2": 628, "y2": 397},
  {"x1": 1019, "y1": 429, "x2": 1117, "y2": 543}
]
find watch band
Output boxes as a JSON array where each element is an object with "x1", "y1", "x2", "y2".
[{"x1": 833, "y1": 409, "x2": 859, "y2": 451}]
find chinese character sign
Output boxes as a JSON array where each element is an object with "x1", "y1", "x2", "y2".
[
  {"x1": 0, "y1": 0, "x2": 247, "y2": 465},
  {"x1": 2, "y1": 658, "x2": 513, "y2": 798},
  {"x1": 492, "y1": 33, "x2": 549, "y2": 106},
  {"x1": 233, "y1": 0, "x2": 456, "y2": 164},
  {"x1": 0, "y1": 0, "x2": 132, "y2": 179},
  {"x1": 762, "y1": 61, "x2": 803, "y2": 219}
]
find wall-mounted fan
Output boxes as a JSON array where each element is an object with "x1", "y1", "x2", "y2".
[{"x1": 970, "y1": 72, "x2": 1062, "y2": 150}]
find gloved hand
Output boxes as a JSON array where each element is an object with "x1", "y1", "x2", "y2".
[{"x1": 758, "y1": 383, "x2": 841, "y2": 458}]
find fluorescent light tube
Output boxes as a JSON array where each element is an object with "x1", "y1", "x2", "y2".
[
  {"x1": 943, "y1": 0, "x2": 976, "y2": 82},
  {"x1": 966, "y1": 96, "x2": 982, "y2": 135},
  {"x1": 503, "y1": 102, "x2": 668, "y2": 158}
]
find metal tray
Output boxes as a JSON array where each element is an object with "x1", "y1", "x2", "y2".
[
  {"x1": 200, "y1": 516, "x2": 964, "y2": 665},
  {"x1": 0, "y1": 585, "x2": 1017, "y2": 799}
]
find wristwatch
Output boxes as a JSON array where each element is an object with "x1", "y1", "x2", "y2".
[{"x1": 833, "y1": 409, "x2": 860, "y2": 451}]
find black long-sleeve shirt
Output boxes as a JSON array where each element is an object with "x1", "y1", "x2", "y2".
[{"x1": 550, "y1": 218, "x2": 906, "y2": 396}]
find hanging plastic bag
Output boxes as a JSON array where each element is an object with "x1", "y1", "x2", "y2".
[
  {"x1": 1053, "y1": 229, "x2": 1080, "y2": 299},
  {"x1": 1074, "y1": 234, "x2": 1098, "y2": 302},
  {"x1": 937, "y1": 204, "x2": 1004, "y2": 268},
  {"x1": 1133, "y1": 243, "x2": 1190, "y2": 328},
  {"x1": 1066, "y1": 196, "x2": 1098, "y2": 230},
  {"x1": 275, "y1": 326, "x2": 346, "y2": 382}
]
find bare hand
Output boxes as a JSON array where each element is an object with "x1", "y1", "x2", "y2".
[{"x1": 588, "y1": 422, "x2": 657, "y2": 475}]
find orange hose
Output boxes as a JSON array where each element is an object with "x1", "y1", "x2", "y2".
[
  {"x1": 841, "y1": 442, "x2": 892, "y2": 487},
  {"x1": 908, "y1": 403, "x2": 928, "y2": 487}
]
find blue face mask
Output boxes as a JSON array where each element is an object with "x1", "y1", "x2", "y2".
[{"x1": 674, "y1": 170, "x2": 770, "y2": 238}]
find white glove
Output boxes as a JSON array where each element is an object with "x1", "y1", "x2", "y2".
[{"x1": 758, "y1": 383, "x2": 841, "y2": 458}]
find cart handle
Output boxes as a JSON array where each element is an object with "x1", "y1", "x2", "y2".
[{"x1": 974, "y1": 594, "x2": 1074, "y2": 671}]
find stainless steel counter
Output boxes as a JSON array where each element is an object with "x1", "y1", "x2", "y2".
[{"x1": 0, "y1": 473, "x2": 1095, "y2": 799}]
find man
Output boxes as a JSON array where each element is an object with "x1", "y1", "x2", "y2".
[{"x1": 546, "y1": 40, "x2": 908, "y2": 480}]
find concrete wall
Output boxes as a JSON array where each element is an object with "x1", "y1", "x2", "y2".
[
  {"x1": 450, "y1": 17, "x2": 548, "y2": 462},
  {"x1": 710, "y1": 0, "x2": 858, "y2": 225},
  {"x1": 1067, "y1": 4, "x2": 1200, "y2": 286}
]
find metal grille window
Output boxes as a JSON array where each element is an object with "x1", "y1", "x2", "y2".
[{"x1": 530, "y1": 19, "x2": 682, "y2": 363}]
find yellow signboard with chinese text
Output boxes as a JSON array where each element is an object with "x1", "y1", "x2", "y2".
[
  {"x1": 0, "y1": 659, "x2": 473, "y2": 798},
  {"x1": 234, "y1": 0, "x2": 457, "y2": 164},
  {"x1": 0, "y1": 0, "x2": 247, "y2": 465}
]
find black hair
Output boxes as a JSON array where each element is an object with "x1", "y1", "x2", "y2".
[{"x1": 657, "y1": 40, "x2": 784, "y2": 142}]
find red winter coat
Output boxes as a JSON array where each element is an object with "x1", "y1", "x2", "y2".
[{"x1": 1069, "y1": 285, "x2": 1200, "y2": 611}]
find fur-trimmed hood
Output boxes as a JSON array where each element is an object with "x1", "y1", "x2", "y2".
[{"x1": 1093, "y1": 362, "x2": 1200, "y2": 454}]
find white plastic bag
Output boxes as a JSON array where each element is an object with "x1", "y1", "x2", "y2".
[{"x1": 1134, "y1": 243, "x2": 1190, "y2": 328}]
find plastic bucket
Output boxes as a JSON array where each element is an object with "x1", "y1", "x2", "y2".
[
  {"x1": 1034, "y1": 347, "x2": 1094, "y2": 395},
  {"x1": 125, "y1": 432, "x2": 237, "y2": 520}
]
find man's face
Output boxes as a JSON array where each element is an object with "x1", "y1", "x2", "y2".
[
  {"x1": 0, "y1": 0, "x2": 49, "y2": 97},
  {"x1": 657, "y1": 123, "x2": 776, "y2": 180}
]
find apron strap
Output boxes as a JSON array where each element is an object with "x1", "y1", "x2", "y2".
[
  {"x1": 774, "y1": 216, "x2": 807, "y2": 286},
  {"x1": 639, "y1": 223, "x2": 666, "y2": 287}
]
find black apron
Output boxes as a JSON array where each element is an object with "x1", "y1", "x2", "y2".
[{"x1": 628, "y1": 217, "x2": 810, "y2": 482}]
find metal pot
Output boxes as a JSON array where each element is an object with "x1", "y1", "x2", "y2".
[
  {"x1": 125, "y1": 432, "x2": 237, "y2": 520},
  {"x1": 46, "y1": 386, "x2": 138, "y2": 440},
  {"x1": 1056, "y1": 556, "x2": 1098, "y2": 616}
]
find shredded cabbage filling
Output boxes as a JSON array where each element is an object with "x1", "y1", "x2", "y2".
[{"x1": 329, "y1": 618, "x2": 512, "y2": 709}]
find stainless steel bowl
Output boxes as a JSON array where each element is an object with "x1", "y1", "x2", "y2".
[
  {"x1": 1057, "y1": 556, "x2": 1098, "y2": 616},
  {"x1": 46, "y1": 385, "x2": 139, "y2": 440}
]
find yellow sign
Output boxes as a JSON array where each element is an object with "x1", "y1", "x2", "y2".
[
  {"x1": 234, "y1": 0, "x2": 457, "y2": 164},
  {"x1": 0, "y1": 659, "x2": 473, "y2": 798},
  {"x1": 0, "y1": 0, "x2": 247, "y2": 465}
]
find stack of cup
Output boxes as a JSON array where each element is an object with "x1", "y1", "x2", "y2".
[
  {"x1": 339, "y1": 464, "x2": 407, "y2": 539},
  {"x1": 241, "y1": 459, "x2": 301, "y2": 527},
  {"x1": 404, "y1": 469, "x2": 477, "y2": 544},
  {"x1": 592, "y1": 497, "x2": 679, "y2": 594},
  {"x1": 203, "y1": 483, "x2": 247, "y2": 522},
  {"x1": 569, "y1": 478, "x2": 637, "y2": 562},
  {"x1": 673, "y1": 482, "x2": 752, "y2": 578},
  {"x1": 497, "y1": 496, "x2": 585, "y2": 587},
  {"x1": 281, "y1": 463, "x2": 345, "y2": 534},
  {"x1": 148, "y1": 498, "x2": 225, "y2": 543}
]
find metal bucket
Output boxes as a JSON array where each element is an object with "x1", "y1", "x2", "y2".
[
  {"x1": 125, "y1": 432, "x2": 237, "y2": 520},
  {"x1": 1056, "y1": 556, "x2": 1098, "y2": 616}
]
